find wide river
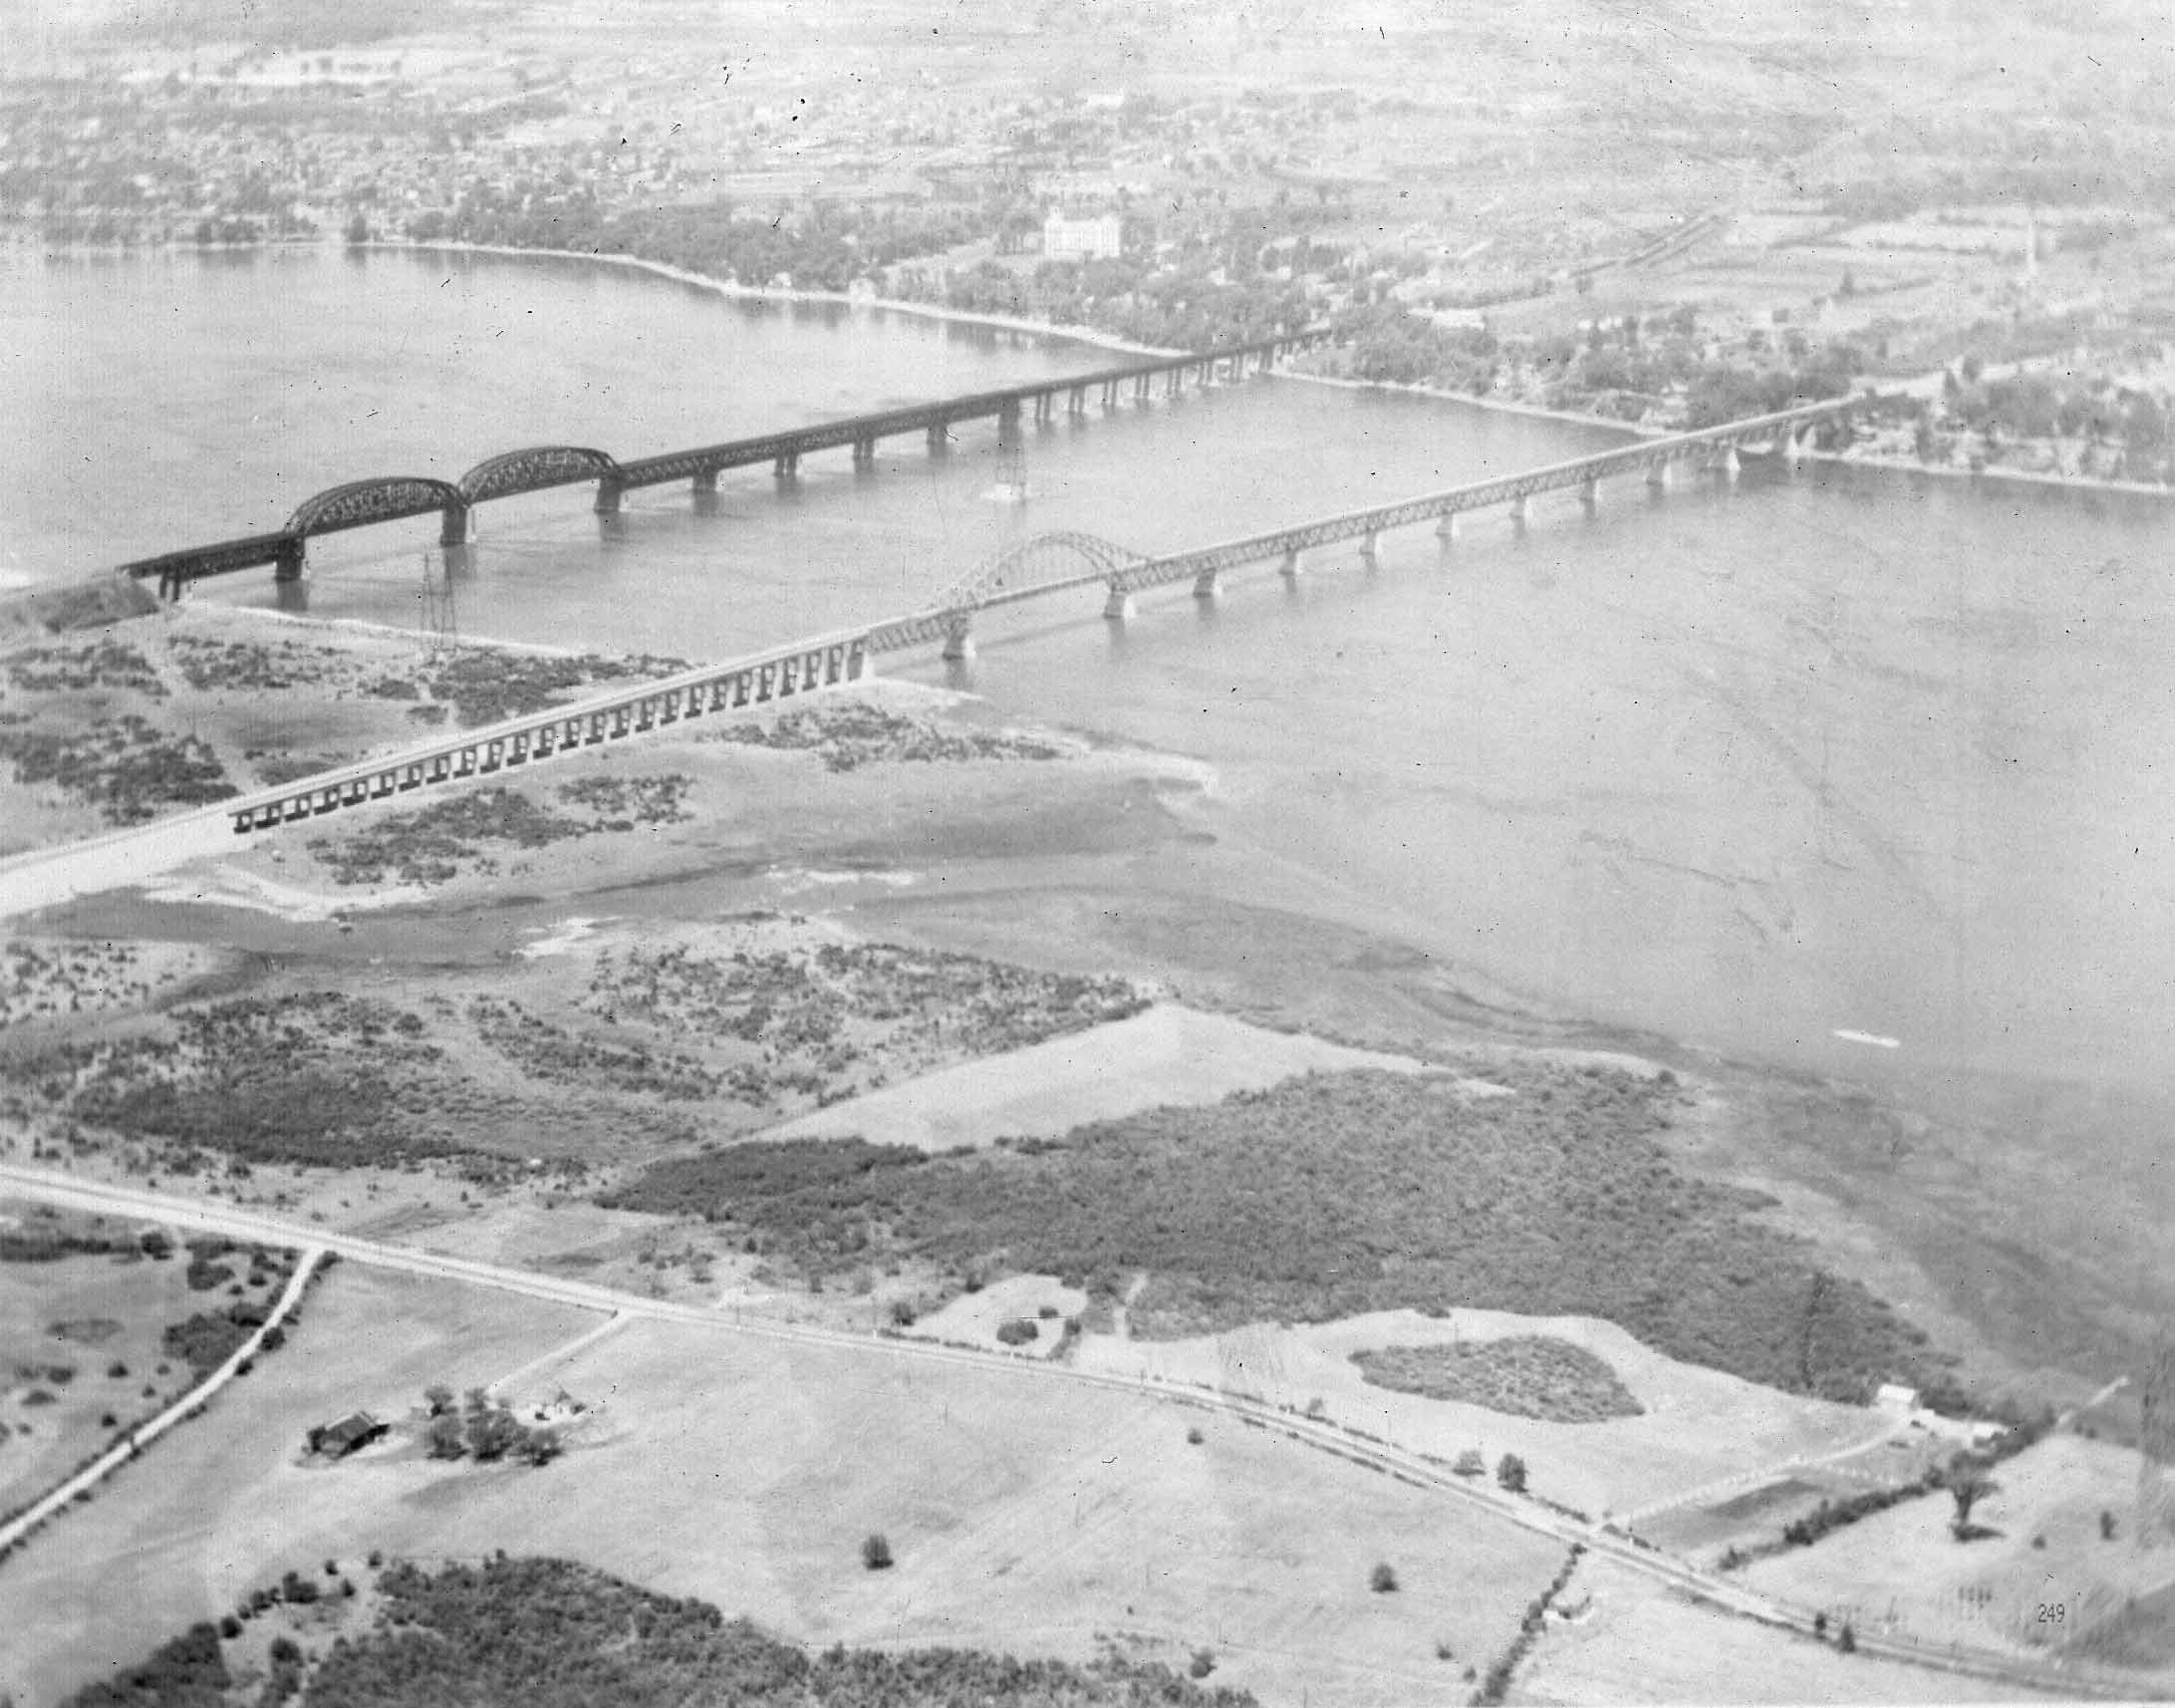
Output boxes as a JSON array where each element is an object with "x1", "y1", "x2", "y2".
[{"x1": 9, "y1": 245, "x2": 2173, "y2": 1127}]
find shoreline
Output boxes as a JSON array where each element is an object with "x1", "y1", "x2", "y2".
[
  {"x1": 1285, "y1": 369, "x2": 1659, "y2": 435},
  {"x1": 379, "y1": 237, "x2": 1194, "y2": 362},
  {"x1": 1803, "y1": 447, "x2": 2175, "y2": 499}
]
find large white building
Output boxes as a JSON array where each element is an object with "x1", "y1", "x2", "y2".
[{"x1": 1043, "y1": 209, "x2": 1124, "y2": 261}]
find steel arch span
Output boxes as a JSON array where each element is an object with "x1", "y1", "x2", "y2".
[
  {"x1": 457, "y1": 445, "x2": 621, "y2": 505},
  {"x1": 287, "y1": 476, "x2": 466, "y2": 539},
  {"x1": 936, "y1": 531, "x2": 1145, "y2": 610}
]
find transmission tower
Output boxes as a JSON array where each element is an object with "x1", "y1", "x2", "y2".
[
  {"x1": 417, "y1": 551, "x2": 459, "y2": 657},
  {"x1": 2140, "y1": 1330, "x2": 2173, "y2": 1549}
]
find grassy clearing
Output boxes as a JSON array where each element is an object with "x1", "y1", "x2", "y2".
[
  {"x1": 0, "y1": 1209, "x2": 294, "y2": 1516},
  {"x1": 1, "y1": 939, "x2": 213, "y2": 1029},
  {"x1": 1351, "y1": 1336, "x2": 1643, "y2": 1423},
  {"x1": 606, "y1": 1066, "x2": 1956, "y2": 1404}
]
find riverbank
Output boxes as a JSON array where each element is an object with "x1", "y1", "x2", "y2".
[
  {"x1": 1285, "y1": 368, "x2": 1658, "y2": 435},
  {"x1": 1805, "y1": 447, "x2": 2175, "y2": 499},
  {"x1": 387, "y1": 238, "x2": 1191, "y2": 362}
]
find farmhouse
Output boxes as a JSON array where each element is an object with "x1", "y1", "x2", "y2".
[{"x1": 306, "y1": 1410, "x2": 389, "y2": 1459}]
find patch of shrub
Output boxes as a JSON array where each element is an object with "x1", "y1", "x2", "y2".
[
  {"x1": 1353, "y1": 1336, "x2": 1643, "y2": 1423},
  {"x1": 0, "y1": 714, "x2": 232, "y2": 823}
]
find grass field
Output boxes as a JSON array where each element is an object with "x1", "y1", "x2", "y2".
[
  {"x1": 766, "y1": 1003, "x2": 1430, "y2": 1153},
  {"x1": 0, "y1": 1264, "x2": 597, "y2": 1708},
  {"x1": 0, "y1": 1268, "x2": 1570, "y2": 1708},
  {"x1": 0, "y1": 1237, "x2": 198, "y2": 1514},
  {"x1": 1740, "y1": 1433, "x2": 2175, "y2": 1676},
  {"x1": 1071, "y1": 1307, "x2": 1881, "y2": 1524},
  {"x1": 1513, "y1": 1555, "x2": 2064, "y2": 1705}
]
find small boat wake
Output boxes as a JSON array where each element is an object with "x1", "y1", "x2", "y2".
[{"x1": 1831, "y1": 1027, "x2": 1901, "y2": 1049}]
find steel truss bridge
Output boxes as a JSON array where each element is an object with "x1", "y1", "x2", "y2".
[
  {"x1": 116, "y1": 331, "x2": 1329, "y2": 599},
  {"x1": 217, "y1": 395, "x2": 1863, "y2": 837}
]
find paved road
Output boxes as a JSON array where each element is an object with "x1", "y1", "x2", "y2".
[{"x1": 0, "y1": 1163, "x2": 2125, "y2": 1698}]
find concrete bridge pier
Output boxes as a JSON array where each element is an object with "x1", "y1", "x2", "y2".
[
  {"x1": 1193, "y1": 567, "x2": 1223, "y2": 600},
  {"x1": 1436, "y1": 511, "x2": 1462, "y2": 542},
  {"x1": 927, "y1": 423, "x2": 951, "y2": 454},
  {"x1": 274, "y1": 538, "x2": 307, "y2": 583},
  {"x1": 1358, "y1": 530, "x2": 1379, "y2": 565},
  {"x1": 774, "y1": 451, "x2": 800, "y2": 480},
  {"x1": 1508, "y1": 497, "x2": 1529, "y2": 530},
  {"x1": 1716, "y1": 445, "x2": 1742, "y2": 479},
  {"x1": 439, "y1": 502, "x2": 471, "y2": 547},
  {"x1": 594, "y1": 476, "x2": 625, "y2": 514},
  {"x1": 1068, "y1": 387, "x2": 1087, "y2": 418},
  {"x1": 691, "y1": 467, "x2": 720, "y2": 497},
  {"x1": 1579, "y1": 477, "x2": 1599, "y2": 511},
  {"x1": 1103, "y1": 586, "x2": 1136, "y2": 621},
  {"x1": 1280, "y1": 547, "x2": 1302, "y2": 580},
  {"x1": 1645, "y1": 462, "x2": 1671, "y2": 492},
  {"x1": 1102, "y1": 380, "x2": 1118, "y2": 410},
  {"x1": 851, "y1": 438, "x2": 877, "y2": 467},
  {"x1": 940, "y1": 612, "x2": 975, "y2": 662},
  {"x1": 1134, "y1": 374, "x2": 1152, "y2": 405}
]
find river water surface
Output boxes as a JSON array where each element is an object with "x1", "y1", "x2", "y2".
[{"x1": 10, "y1": 244, "x2": 2174, "y2": 1147}]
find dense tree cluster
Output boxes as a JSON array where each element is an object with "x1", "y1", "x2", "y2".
[
  {"x1": 611, "y1": 1065, "x2": 1961, "y2": 1404},
  {"x1": 200, "y1": 1556, "x2": 1260, "y2": 1707}
]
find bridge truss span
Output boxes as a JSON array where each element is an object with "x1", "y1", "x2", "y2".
[
  {"x1": 934, "y1": 531, "x2": 1148, "y2": 612},
  {"x1": 457, "y1": 445, "x2": 620, "y2": 506},
  {"x1": 193, "y1": 394, "x2": 1872, "y2": 840},
  {"x1": 287, "y1": 476, "x2": 467, "y2": 539}
]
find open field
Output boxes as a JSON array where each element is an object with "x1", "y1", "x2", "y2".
[
  {"x1": 0, "y1": 1263, "x2": 597, "y2": 1708},
  {"x1": 0, "y1": 1266, "x2": 1571, "y2": 1708},
  {"x1": 0, "y1": 1216, "x2": 200, "y2": 1514},
  {"x1": 1072, "y1": 1307, "x2": 1883, "y2": 1525},
  {"x1": 1741, "y1": 1433, "x2": 2175, "y2": 1681},
  {"x1": 766, "y1": 1003, "x2": 1431, "y2": 1153},
  {"x1": 1511, "y1": 1555, "x2": 2065, "y2": 1705}
]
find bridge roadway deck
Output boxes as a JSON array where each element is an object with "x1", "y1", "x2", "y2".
[
  {"x1": 870, "y1": 396, "x2": 1861, "y2": 646},
  {"x1": 190, "y1": 395, "x2": 1856, "y2": 834},
  {"x1": 116, "y1": 330, "x2": 1327, "y2": 594},
  {"x1": 610, "y1": 330, "x2": 1323, "y2": 490}
]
